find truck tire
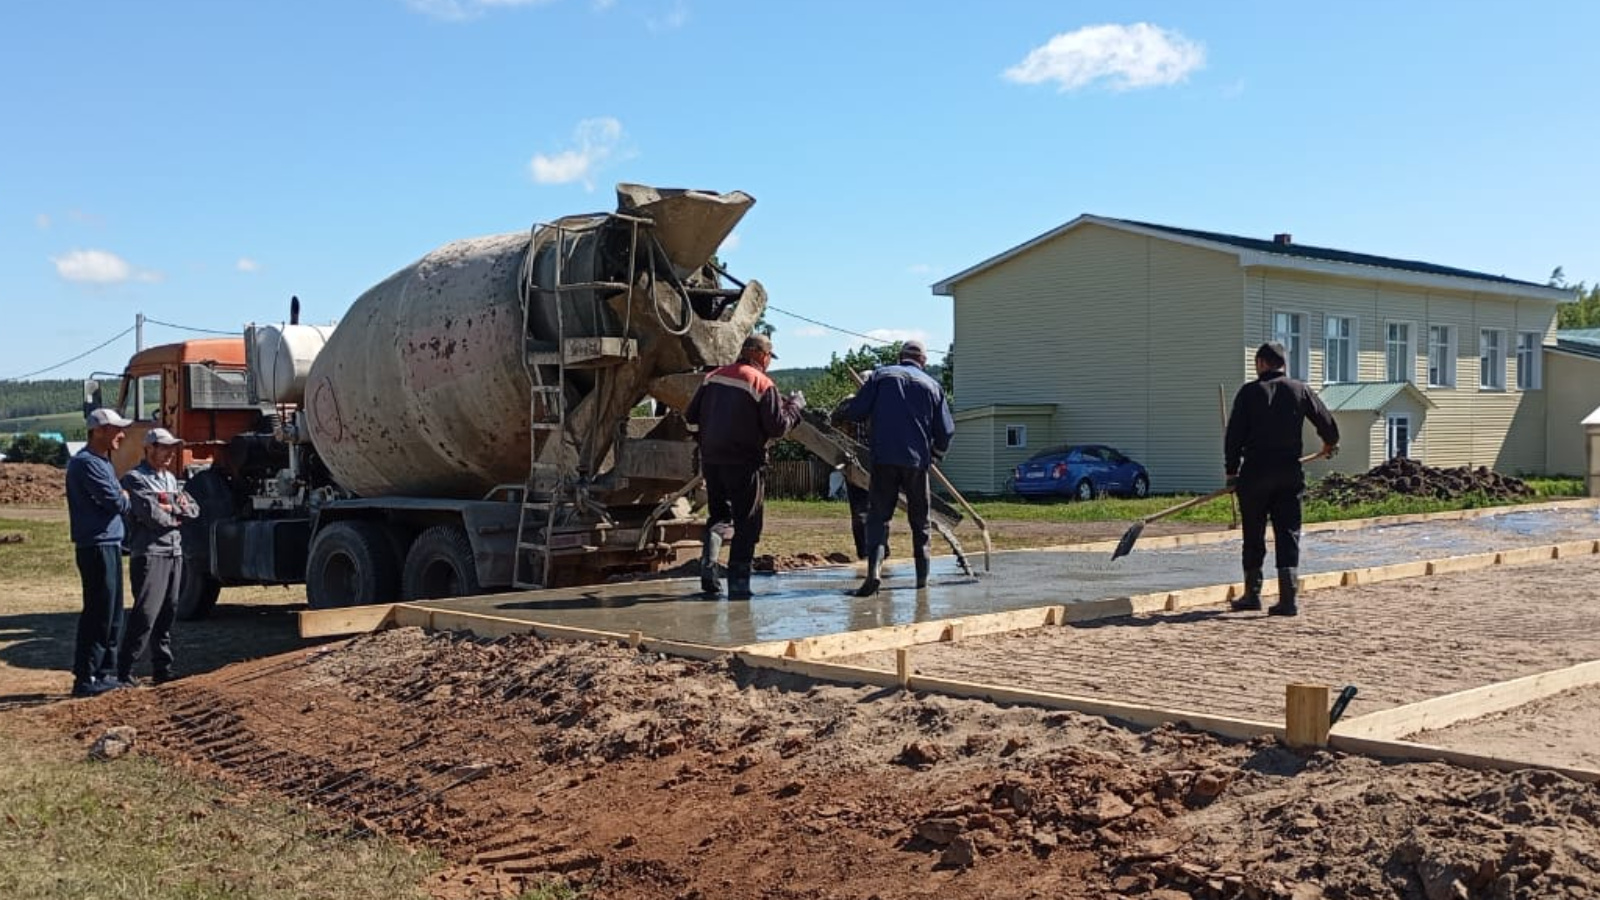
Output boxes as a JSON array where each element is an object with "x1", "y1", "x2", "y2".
[
  {"x1": 401, "y1": 524, "x2": 481, "y2": 601},
  {"x1": 306, "y1": 521, "x2": 400, "y2": 609},
  {"x1": 176, "y1": 558, "x2": 223, "y2": 621}
]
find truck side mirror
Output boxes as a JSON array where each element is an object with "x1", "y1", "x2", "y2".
[{"x1": 82, "y1": 379, "x2": 103, "y2": 414}]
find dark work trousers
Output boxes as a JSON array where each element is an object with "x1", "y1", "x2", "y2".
[
  {"x1": 846, "y1": 482, "x2": 891, "y2": 560},
  {"x1": 119, "y1": 554, "x2": 181, "y2": 679},
  {"x1": 1237, "y1": 466, "x2": 1306, "y2": 571},
  {"x1": 73, "y1": 543, "x2": 125, "y2": 687},
  {"x1": 866, "y1": 464, "x2": 931, "y2": 565},
  {"x1": 703, "y1": 462, "x2": 766, "y2": 569}
]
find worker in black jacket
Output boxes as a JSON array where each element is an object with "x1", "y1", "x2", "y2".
[
  {"x1": 1225, "y1": 341, "x2": 1339, "y2": 617},
  {"x1": 685, "y1": 334, "x2": 804, "y2": 600}
]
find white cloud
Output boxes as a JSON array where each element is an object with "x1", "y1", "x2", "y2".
[
  {"x1": 1004, "y1": 23, "x2": 1204, "y2": 92},
  {"x1": 50, "y1": 249, "x2": 163, "y2": 285},
  {"x1": 865, "y1": 328, "x2": 931, "y2": 344},
  {"x1": 646, "y1": 0, "x2": 689, "y2": 31},
  {"x1": 720, "y1": 231, "x2": 741, "y2": 253},
  {"x1": 35, "y1": 213, "x2": 51, "y2": 230},
  {"x1": 236, "y1": 257, "x2": 261, "y2": 273},
  {"x1": 529, "y1": 117, "x2": 629, "y2": 190},
  {"x1": 406, "y1": 0, "x2": 555, "y2": 21},
  {"x1": 906, "y1": 263, "x2": 934, "y2": 275},
  {"x1": 792, "y1": 325, "x2": 829, "y2": 338}
]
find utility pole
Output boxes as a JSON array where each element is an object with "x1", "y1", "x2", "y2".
[{"x1": 134, "y1": 312, "x2": 145, "y2": 415}]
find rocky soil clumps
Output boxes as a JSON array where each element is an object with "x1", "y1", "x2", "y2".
[
  {"x1": 1307, "y1": 457, "x2": 1534, "y2": 506},
  {"x1": 0, "y1": 462, "x2": 66, "y2": 506}
]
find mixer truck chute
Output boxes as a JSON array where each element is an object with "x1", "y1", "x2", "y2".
[{"x1": 102, "y1": 185, "x2": 774, "y2": 617}]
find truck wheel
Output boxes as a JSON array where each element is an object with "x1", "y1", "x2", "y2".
[
  {"x1": 306, "y1": 521, "x2": 400, "y2": 609},
  {"x1": 176, "y1": 558, "x2": 223, "y2": 620},
  {"x1": 401, "y1": 524, "x2": 481, "y2": 601}
]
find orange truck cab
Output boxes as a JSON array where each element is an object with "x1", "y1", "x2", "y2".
[{"x1": 89, "y1": 338, "x2": 260, "y2": 477}]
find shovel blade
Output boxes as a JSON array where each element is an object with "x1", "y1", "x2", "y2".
[{"x1": 1110, "y1": 521, "x2": 1145, "y2": 561}]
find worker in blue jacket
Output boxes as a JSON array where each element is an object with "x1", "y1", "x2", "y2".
[
  {"x1": 832, "y1": 341, "x2": 955, "y2": 596},
  {"x1": 65, "y1": 408, "x2": 133, "y2": 697}
]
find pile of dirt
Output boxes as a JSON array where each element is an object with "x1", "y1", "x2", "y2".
[
  {"x1": 48, "y1": 629, "x2": 1600, "y2": 900},
  {"x1": 1306, "y1": 456, "x2": 1534, "y2": 505},
  {"x1": 754, "y1": 550, "x2": 853, "y2": 572},
  {"x1": 0, "y1": 462, "x2": 66, "y2": 506}
]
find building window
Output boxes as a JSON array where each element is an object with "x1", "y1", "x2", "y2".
[
  {"x1": 1324, "y1": 316, "x2": 1355, "y2": 384},
  {"x1": 1427, "y1": 325, "x2": 1455, "y2": 388},
  {"x1": 1005, "y1": 425, "x2": 1027, "y2": 448},
  {"x1": 1516, "y1": 332, "x2": 1542, "y2": 390},
  {"x1": 1386, "y1": 415, "x2": 1411, "y2": 460},
  {"x1": 1479, "y1": 329, "x2": 1504, "y2": 390},
  {"x1": 1385, "y1": 323, "x2": 1413, "y2": 383},
  {"x1": 1271, "y1": 311, "x2": 1307, "y2": 380}
]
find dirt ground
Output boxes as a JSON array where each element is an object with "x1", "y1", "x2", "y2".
[
  {"x1": 1412, "y1": 685, "x2": 1600, "y2": 773},
  {"x1": 0, "y1": 464, "x2": 67, "y2": 506},
  {"x1": 41, "y1": 628, "x2": 1600, "y2": 900},
  {"x1": 834, "y1": 555, "x2": 1600, "y2": 726}
]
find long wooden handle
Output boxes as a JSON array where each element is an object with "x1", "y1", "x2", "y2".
[{"x1": 1143, "y1": 451, "x2": 1326, "y2": 526}]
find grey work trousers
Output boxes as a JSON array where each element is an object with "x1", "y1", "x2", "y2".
[{"x1": 119, "y1": 554, "x2": 181, "y2": 679}]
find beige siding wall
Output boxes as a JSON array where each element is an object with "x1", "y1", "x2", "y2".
[
  {"x1": 1245, "y1": 270, "x2": 1557, "y2": 474},
  {"x1": 942, "y1": 421, "x2": 994, "y2": 493},
  {"x1": 949, "y1": 224, "x2": 1241, "y2": 493},
  {"x1": 1545, "y1": 351, "x2": 1600, "y2": 476}
]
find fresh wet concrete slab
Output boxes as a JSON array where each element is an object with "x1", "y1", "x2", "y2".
[{"x1": 416, "y1": 505, "x2": 1600, "y2": 648}]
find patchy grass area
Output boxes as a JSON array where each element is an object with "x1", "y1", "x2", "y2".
[
  {"x1": 0, "y1": 722, "x2": 438, "y2": 900},
  {"x1": 0, "y1": 515, "x2": 75, "y2": 584}
]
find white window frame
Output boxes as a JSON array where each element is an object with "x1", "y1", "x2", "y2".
[
  {"x1": 1384, "y1": 321, "x2": 1415, "y2": 384},
  {"x1": 1427, "y1": 325, "x2": 1456, "y2": 388},
  {"x1": 1005, "y1": 424, "x2": 1027, "y2": 449},
  {"x1": 1516, "y1": 331, "x2": 1543, "y2": 390},
  {"x1": 1323, "y1": 315, "x2": 1357, "y2": 385},
  {"x1": 1386, "y1": 414, "x2": 1412, "y2": 460},
  {"x1": 1270, "y1": 310, "x2": 1309, "y2": 381},
  {"x1": 1479, "y1": 329, "x2": 1505, "y2": 391}
]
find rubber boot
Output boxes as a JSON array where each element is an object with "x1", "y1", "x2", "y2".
[
  {"x1": 914, "y1": 556, "x2": 931, "y2": 589},
  {"x1": 1268, "y1": 568, "x2": 1299, "y2": 617},
  {"x1": 699, "y1": 528, "x2": 724, "y2": 596},
  {"x1": 1230, "y1": 569, "x2": 1264, "y2": 611},
  {"x1": 855, "y1": 546, "x2": 884, "y2": 597},
  {"x1": 727, "y1": 563, "x2": 753, "y2": 601}
]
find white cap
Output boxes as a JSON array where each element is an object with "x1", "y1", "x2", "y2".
[
  {"x1": 86, "y1": 408, "x2": 133, "y2": 429},
  {"x1": 144, "y1": 427, "x2": 181, "y2": 446}
]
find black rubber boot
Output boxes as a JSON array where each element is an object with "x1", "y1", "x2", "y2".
[
  {"x1": 699, "y1": 528, "x2": 724, "y2": 596},
  {"x1": 914, "y1": 556, "x2": 931, "y2": 589},
  {"x1": 727, "y1": 563, "x2": 753, "y2": 601},
  {"x1": 855, "y1": 547, "x2": 884, "y2": 597},
  {"x1": 1268, "y1": 568, "x2": 1299, "y2": 617},
  {"x1": 1230, "y1": 569, "x2": 1264, "y2": 611}
]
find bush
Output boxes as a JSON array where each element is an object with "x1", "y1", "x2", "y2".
[{"x1": 2, "y1": 434, "x2": 68, "y2": 467}]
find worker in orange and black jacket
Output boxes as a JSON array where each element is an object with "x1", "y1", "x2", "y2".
[
  {"x1": 1225, "y1": 341, "x2": 1340, "y2": 617},
  {"x1": 685, "y1": 334, "x2": 804, "y2": 600}
]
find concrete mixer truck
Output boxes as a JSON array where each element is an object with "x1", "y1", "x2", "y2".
[{"x1": 88, "y1": 184, "x2": 772, "y2": 618}]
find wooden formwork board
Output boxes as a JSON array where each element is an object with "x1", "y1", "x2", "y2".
[{"x1": 1333, "y1": 659, "x2": 1600, "y2": 741}]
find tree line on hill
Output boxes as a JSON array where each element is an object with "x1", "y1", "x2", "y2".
[{"x1": 0, "y1": 379, "x2": 81, "y2": 420}]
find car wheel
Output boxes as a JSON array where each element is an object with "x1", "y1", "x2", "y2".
[
  {"x1": 1131, "y1": 474, "x2": 1150, "y2": 498},
  {"x1": 1074, "y1": 479, "x2": 1094, "y2": 502}
]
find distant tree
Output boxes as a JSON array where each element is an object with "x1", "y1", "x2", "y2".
[
  {"x1": 939, "y1": 342, "x2": 955, "y2": 399},
  {"x1": 3, "y1": 433, "x2": 68, "y2": 467},
  {"x1": 1550, "y1": 267, "x2": 1600, "y2": 329},
  {"x1": 0, "y1": 379, "x2": 82, "y2": 419}
]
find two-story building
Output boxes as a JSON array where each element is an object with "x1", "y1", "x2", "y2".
[{"x1": 931, "y1": 215, "x2": 1577, "y2": 494}]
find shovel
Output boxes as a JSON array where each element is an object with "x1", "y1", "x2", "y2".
[{"x1": 1111, "y1": 451, "x2": 1326, "y2": 561}]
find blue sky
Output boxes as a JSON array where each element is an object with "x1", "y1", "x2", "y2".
[{"x1": 3, "y1": 1, "x2": 1596, "y2": 380}]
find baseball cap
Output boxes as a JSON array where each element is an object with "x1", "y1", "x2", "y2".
[
  {"x1": 741, "y1": 334, "x2": 777, "y2": 359},
  {"x1": 900, "y1": 339, "x2": 927, "y2": 360},
  {"x1": 86, "y1": 408, "x2": 133, "y2": 429},
  {"x1": 145, "y1": 427, "x2": 182, "y2": 446}
]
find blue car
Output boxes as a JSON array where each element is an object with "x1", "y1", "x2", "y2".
[{"x1": 1012, "y1": 444, "x2": 1150, "y2": 500}]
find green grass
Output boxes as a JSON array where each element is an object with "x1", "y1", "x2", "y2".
[
  {"x1": 0, "y1": 517, "x2": 74, "y2": 584},
  {"x1": 1524, "y1": 476, "x2": 1587, "y2": 498},
  {"x1": 0, "y1": 411, "x2": 85, "y2": 438},
  {"x1": 0, "y1": 728, "x2": 438, "y2": 900}
]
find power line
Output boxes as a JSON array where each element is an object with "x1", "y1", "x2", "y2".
[
  {"x1": 144, "y1": 316, "x2": 237, "y2": 336},
  {"x1": 0, "y1": 325, "x2": 136, "y2": 382},
  {"x1": 765, "y1": 304, "x2": 947, "y2": 358}
]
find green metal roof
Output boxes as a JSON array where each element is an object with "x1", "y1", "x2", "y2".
[
  {"x1": 1316, "y1": 381, "x2": 1435, "y2": 412},
  {"x1": 1556, "y1": 329, "x2": 1600, "y2": 360}
]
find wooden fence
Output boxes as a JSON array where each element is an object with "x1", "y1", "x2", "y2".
[{"x1": 767, "y1": 459, "x2": 829, "y2": 499}]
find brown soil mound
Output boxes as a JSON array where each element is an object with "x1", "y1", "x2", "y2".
[
  {"x1": 0, "y1": 462, "x2": 67, "y2": 506},
  {"x1": 49, "y1": 630, "x2": 1600, "y2": 900},
  {"x1": 1306, "y1": 456, "x2": 1534, "y2": 505}
]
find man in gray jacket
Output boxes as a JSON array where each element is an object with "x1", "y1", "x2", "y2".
[{"x1": 117, "y1": 428, "x2": 198, "y2": 685}]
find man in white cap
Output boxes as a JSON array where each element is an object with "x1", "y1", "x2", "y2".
[
  {"x1": 117, "y1": 427, "x2": 199, "y2": 686},
  {"x1": 66, "y1": 407, "x2": 134, "y2": 696}
]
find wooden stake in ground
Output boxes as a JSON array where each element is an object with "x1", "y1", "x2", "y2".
[{"x1": 1286, "y1": 683, "x2": 1331, "y2": 748}]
